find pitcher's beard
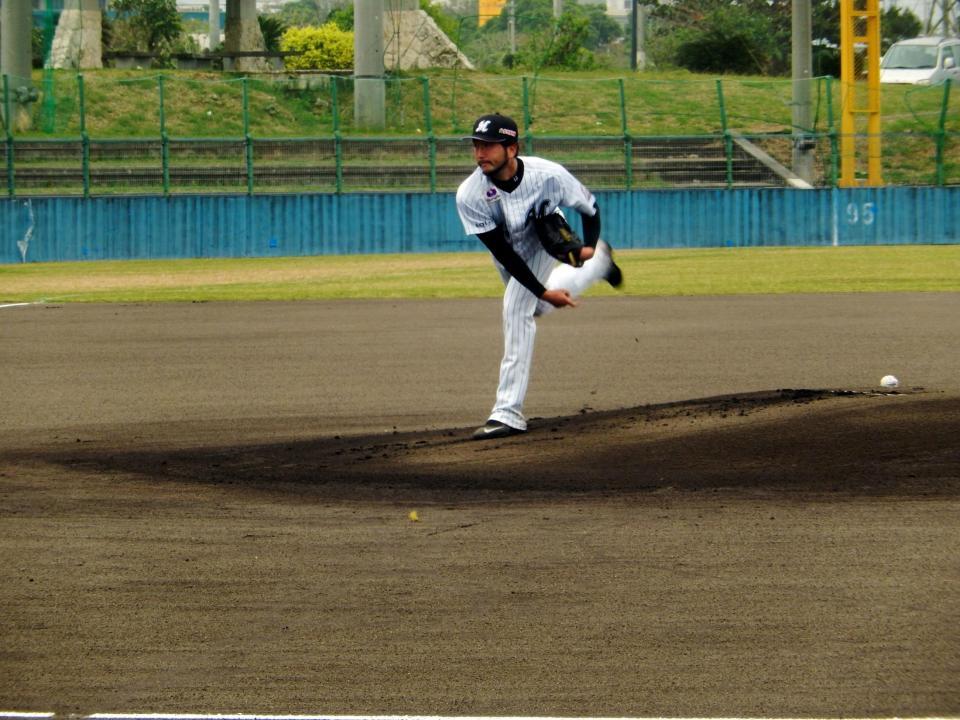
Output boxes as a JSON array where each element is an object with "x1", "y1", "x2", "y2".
[{"x1": 480, "y1": 157, "x2": 509, "y2": 177}]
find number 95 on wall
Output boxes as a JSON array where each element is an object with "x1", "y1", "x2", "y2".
[
  {"x1": 844, "y1": 201, "x2": 878, "y2": 243},
  {"x1": 846, "y1": 202, "x2": 876, "y2": 226}
]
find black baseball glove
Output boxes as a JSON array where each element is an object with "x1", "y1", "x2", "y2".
[{"x1": 533, "y1": 211, "x2": 586, "y2": 267}]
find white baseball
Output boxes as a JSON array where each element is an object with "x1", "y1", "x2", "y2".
[{"x1": 880, "y1": 375, "x2": 899, "y2": 388}]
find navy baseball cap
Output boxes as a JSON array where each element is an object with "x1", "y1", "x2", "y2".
[{"x1": 466, "y1": 113, "x2": 519, "y2": 144}]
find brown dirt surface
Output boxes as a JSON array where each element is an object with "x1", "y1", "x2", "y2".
[{"x1": 1, "y1": 295, "x2": 958, "y2": 717}]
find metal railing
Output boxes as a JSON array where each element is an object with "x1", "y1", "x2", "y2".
[{"x1": 1, "y1": 72, "x2": 956, "y2": 196}]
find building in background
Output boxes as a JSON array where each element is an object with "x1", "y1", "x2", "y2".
[{"x1": 478, "y1": 0, "x2": 505, "y2": 25}]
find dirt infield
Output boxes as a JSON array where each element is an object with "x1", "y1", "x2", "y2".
[{"x1": 1, "y1": 295, "x2": 958, "y2": 716}]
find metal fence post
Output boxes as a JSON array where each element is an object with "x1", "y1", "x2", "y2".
[
  {"x1": 422, "y1": 76, "x2": 436, "y2": 193},
  {"x1": 1, "y1": 74, "x2": 9, "y2": 134},
  {"x1": 329, "y1": 74, "x2": 340, "y2": 133},
  {"x1": 41, "y1": 0, "x2": 56, "y2": 132},
  {"x1": 159, "y1": 75, "x2": 170, "y2": 196},
  {"x1": 716, "y1": 79, "x2": 733, "y2": 189},
  {"x1": 334, "y1": 129, "x2": 343, "y2": 194},
  {"x1": 935, "y1": 78, "x2": 951, "y2": 187},
  {"x1": 619, "y1": 79, "x2": 632, "y2": 190},
  {"x1": 522, "y1": 76, "x2": 533, "y2": 153},
  {"x1": 332, "y1": 77, "x2": 342, "y2": 193},
  {"x1": 3, "y1": 75, "x2": 14, "y2": 198},
  {"x1": 242, "y1": 77, "x2": 254, "y2": 195},
  {"x1": 825, "y1": 76, "x2": 839, "y2": 187},
  {"x1": 449, "y1": 17, "x2": 469, "y2": 133},
  {"x1": 618, "y1": 78, "x2": 628, "y2": 133},
  {"x1": 42, "y1": 69, "x2": 56, "y2": 133},
  {"x1": 79, "y1": 73, "x2": 90, "y2": 198},
  {"x1": 421, "y1": 76, "x2": 432, "y2": 135}
]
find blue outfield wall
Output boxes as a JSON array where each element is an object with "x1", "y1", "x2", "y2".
[{"x1": 2, "y1": 186, "x2": 959, "y2": 264}]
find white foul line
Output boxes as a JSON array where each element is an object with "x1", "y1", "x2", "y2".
[
  {"x1": 69, "y1": 715, "x2": 960, "y2": 720},
  {"x1": 3, "y1": 715, "x2": 959, "y2": 720}
]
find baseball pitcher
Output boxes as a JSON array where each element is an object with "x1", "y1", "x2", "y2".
[{"x1": 456, "y1": 113, "x2": 623, "y2": 440}]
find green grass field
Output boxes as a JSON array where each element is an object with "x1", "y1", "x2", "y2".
[
  {"x1": 24, "y1": 68, "x2": 960, "y2": 139},
  {"x1": 1, "y1": 245, "x2": 958, "y2": 304}
]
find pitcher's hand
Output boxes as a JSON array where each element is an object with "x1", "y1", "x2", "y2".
[{"x1": 541, "y1": 288, "x2": 578, "y2": 308}]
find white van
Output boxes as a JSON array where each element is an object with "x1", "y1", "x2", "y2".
[{"x1": 880, "y1": 36, "x2": 960, "y2": 85}]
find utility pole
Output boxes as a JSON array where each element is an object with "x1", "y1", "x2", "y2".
[
  {"x1": 354, "y1": 0, "x2": 385, "y2": 129},
  {"x1": 792, "y1": 0, "x2": 815, "y2": 183},
  {"x1": 1, "y1": 0, "x2": 35, "y2": 131},
  {"x1": 631, "y1": 0, "x2": 646, "y2": 71},
  {"x1": 209, "y1": 0, "x2": 221, "y2": 51},
  {"x1": 553, "y1": 0, "x2": 562, "y2": 18},
  {"x1": 224, "y1": 0, "x2": 269, "y2": 72}
]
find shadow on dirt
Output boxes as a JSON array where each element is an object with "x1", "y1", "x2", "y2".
[{"x1": 25, "y1": 389, "x2": 960, "y2": 500}]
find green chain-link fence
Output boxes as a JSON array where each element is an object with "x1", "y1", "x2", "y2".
[{"x1": 1, "y1": 70, "x2": 956, "y2": 196}]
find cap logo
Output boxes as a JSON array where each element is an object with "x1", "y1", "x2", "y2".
[
  {"x1": 475, "y1": 119, "x2": 492, "y2": 133},
  {"x1": 499, "y1": 128, "x2": 517, "y2": 138}
]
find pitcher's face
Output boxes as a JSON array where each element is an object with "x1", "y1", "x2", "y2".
[{"x1": 473, "y1": 140, "x2": 516, "y2": 179}]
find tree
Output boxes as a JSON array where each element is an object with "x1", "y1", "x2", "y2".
[
  {"x1": 643, "y1": 0, "x2": 923, "y2": 76},
  {"x1": 482, "y1": 0, "x2": 552, "y2": 34},
  {"x1": 643, "y1": 0, "x2": 788, "y2": 74},
  {"x1": 674, "y1": 4, "x2": 780, "y2": 74},
  {"x1": 258, "y1": 15, "x2": 289, "y2": 52},
  {"x1": 880, "y1": 7, "x2": 922, "y2": 50},
  {"x1": 108, "y1": 0, "x2": 182, "y2": 53},
  {"x1": 420, "y1": 0, "x2": 460, "y2": 42},
  {"x1": 326, "y1": 4, "x2": 353, "y2": 31},
  {"x1": 479, "y1": 0, "x2": 622, "y2": 68},
  {"x1": 524, "y1": 11, "x2": 596, "y2": 69},
  {"x1": 32, "y1": 27, "x2": 47, "y2": 69},
  {"x1": 270, "y1": 0, "x2": 326, "y2": 28},
  {"x1": 574, "y1": 4, "x2": 624, "y2": 50}
]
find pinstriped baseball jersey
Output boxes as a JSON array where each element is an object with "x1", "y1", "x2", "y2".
[{"x1": 455, "y1": 156, "x2": 597, "y2": 262}]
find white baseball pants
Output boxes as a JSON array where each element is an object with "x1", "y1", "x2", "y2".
[{"x1": 488, "y1": 242, "x2": 614, "y2": 430}]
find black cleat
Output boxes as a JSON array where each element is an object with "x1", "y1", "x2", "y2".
[
  {"x1": 472, "y1": 420, "x2": 525, "y2": 440},
  {"x1": 599, "y1": 240, "x2": 623, "y2": 288},
  {"x1": 606, "y1": 260, "x2": 623, "y2": 288}
]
